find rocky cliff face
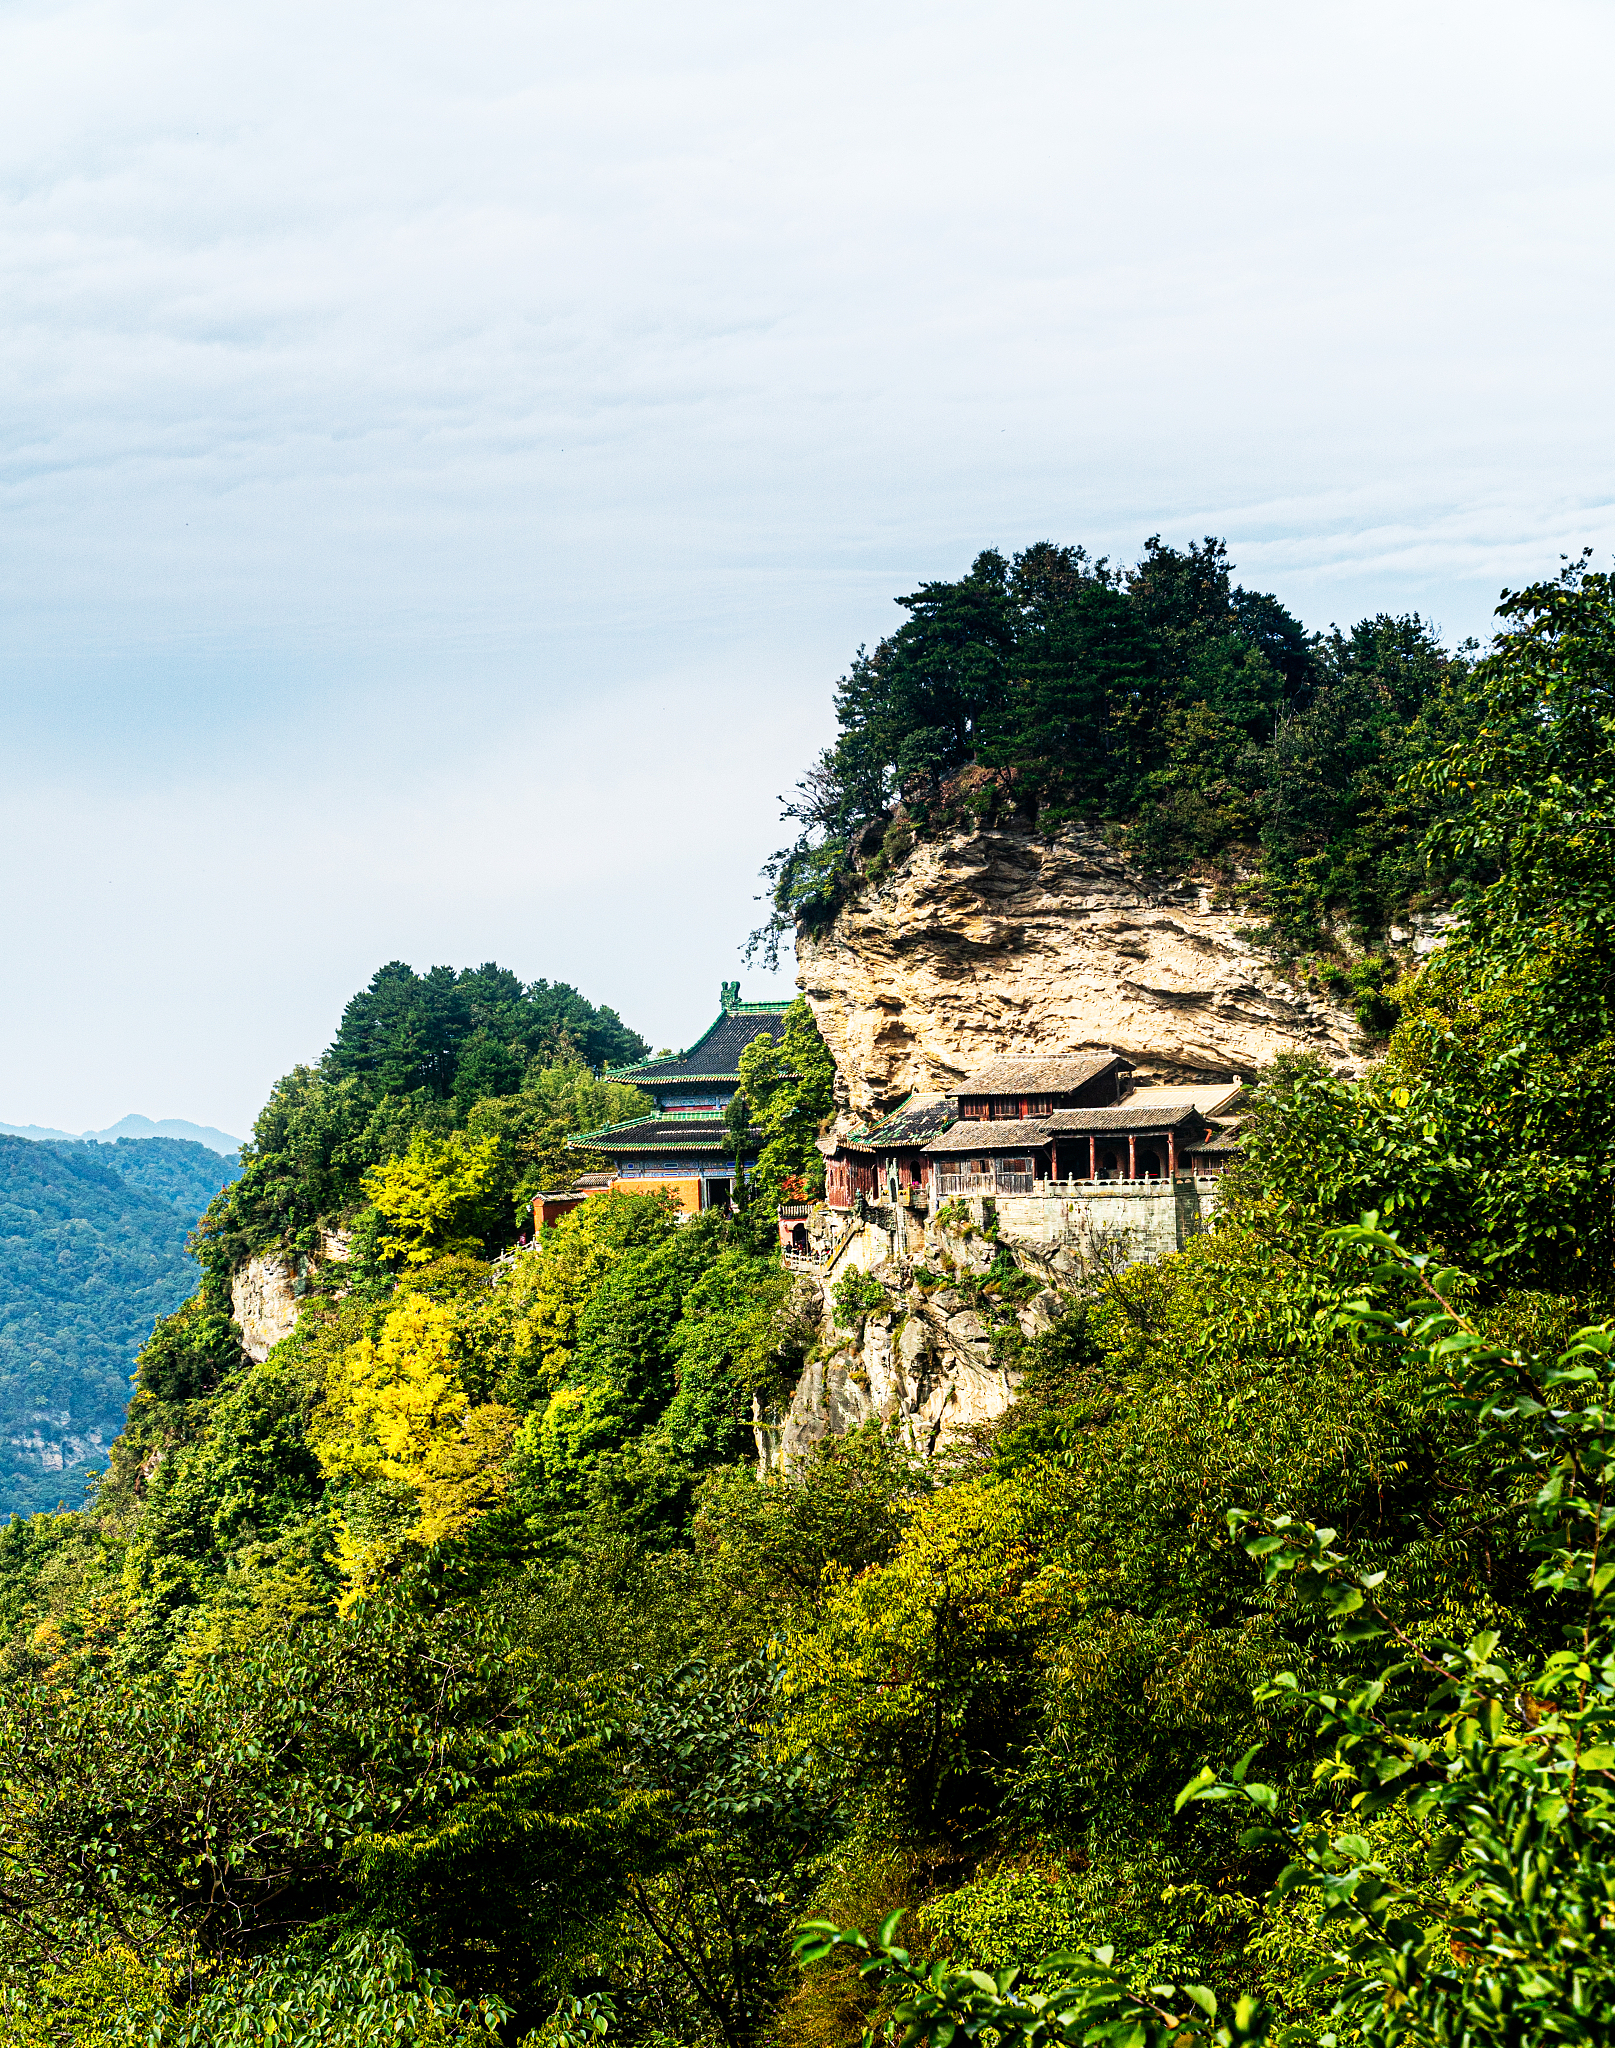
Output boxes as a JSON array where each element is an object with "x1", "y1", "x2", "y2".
[
  {"x1": 796, "y1": 822, "x2": 1363, "y2": 1121},
  {"x1": 768, "y1": 1182, "x2": 1158, "y2": 1468},
  {"x1": 768, "y1": 1220, "x2": 1046, "y2": 1468},
  {"x1": 4, "y1": 1417, "x2": 108, "y2": 1477},
  {"x1": 231, "y1": 1232, "x2": 350, "y2": 1363}
]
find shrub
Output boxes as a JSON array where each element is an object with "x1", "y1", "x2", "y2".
[{"x1": 833, "y1": 1269, "x2": 889, "y2": 1329}]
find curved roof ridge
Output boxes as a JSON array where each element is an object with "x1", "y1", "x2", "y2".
[{"x1": 605, "y1": 995, "x2": 793, "y2": 1086}]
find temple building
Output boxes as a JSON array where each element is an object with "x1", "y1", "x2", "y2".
[
  {"x1": 565, "y1": 982, "x2": 792, "y2": 1215},
  {"x1": 822, "y1": 1094, "x2": 957, "y2": 1211},
  {"x1": 822, "y1": 1059, "x2": 1244, "y2": 1210},
  {"x1": 823, "y1": 1054, "x2": 1134, "y2": 1209}
]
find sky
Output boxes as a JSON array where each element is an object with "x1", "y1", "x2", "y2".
[{"x1": 1, "y1": 0, "x2": 1612, "y2": 1137}]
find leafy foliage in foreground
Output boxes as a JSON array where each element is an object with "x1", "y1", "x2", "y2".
[{"x1": 806, "y1": 1239, "x2": 1615, "y2": 2047}]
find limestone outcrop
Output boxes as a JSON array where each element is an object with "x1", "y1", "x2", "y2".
[
  {"x1": 796, "y1": 822, "x2": 1363, "y2": 1122},
  {"x1": 769, "y1": 1209, "x2": 1062, "y2": 1468},
  {"x1": 4, "y1": 1418, "x2": 108, "y2": 1479},
  {"x1": 231, "y1": 1231, "x2": 351, "y2": 1363},
  {"x1": 774, "y1": 1280, "x2": 1028, "y2": 1466}
]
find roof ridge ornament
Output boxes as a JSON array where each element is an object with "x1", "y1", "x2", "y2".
[{"x1": 720, "y1": 980, "x2": 740, "y2": 1013}]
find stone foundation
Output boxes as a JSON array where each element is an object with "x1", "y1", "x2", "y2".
[{"x1": 771, "y1": 1177, "x2": 1223, "y2": 1468}]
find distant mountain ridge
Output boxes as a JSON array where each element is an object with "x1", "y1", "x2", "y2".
[{"x1": 0, "y1": 1114, "x2": 241, "y2": 1157}]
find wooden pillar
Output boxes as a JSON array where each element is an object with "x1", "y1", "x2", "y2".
[
  {"x1": 1168, "y1": 1129, "x2": 1177, "y2": 1179},
  {"x1": 1128, "y1": 1133, "x2": 1137, "y2": 1180},
  {"x1": 1049, "y1": 1141, "x2": 1057, "y2": 1183},
  {"x1": 1088, "y1": 1133, "x2": 1096, "y2": 1180}
]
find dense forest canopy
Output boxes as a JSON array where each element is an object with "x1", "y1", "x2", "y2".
[
  {"x1": 327, "y1": 961, "x2": 648, "y2": 1099},
  {"x1": 0, "y1": 560, "x2": 1613, "y2": 2045},
  {"x1": 755, "y1": 537, "x2": 1483, "y2": 968},
  {"x1": 0, "y1": 1136, "x2": 240, "y2": 1519}
]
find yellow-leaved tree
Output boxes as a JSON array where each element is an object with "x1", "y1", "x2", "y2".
[
  {"x1": 361, "y1": 1129, "x2": 505, "y2": 1265},
  {"x1": 313, "y1": 1290, "x2": 517, "y2": 1602}
]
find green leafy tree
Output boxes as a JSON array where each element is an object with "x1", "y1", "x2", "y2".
[
  {"x1": 1257, "y1": 615, "x2": 1478, "y2": 949},
  {"x1": 792, "y1": 1235, "x2": 1615, "y2": 2046},
  {"x1": 977, "y1": 556, "x2": 1154, "y2": 825},
  {"x1": 327, "y1": 962, "x2": 647, "y2": 1098},
  {"x1": 507, "y1": 1206, "x2": 791, "y2": 1549},
  {"x1": 795, "y1": 1914, "x2": 1263, "y2": 2048},
  {"x1": 750, "y1": 535, "x2": 1460, "y2": 968},
  {"x1": 1173, "y1": 1228, "x2": 1615, "y2": 2046},
  {"x1": 0, "y1": 1588, "x2": 628, "y2": 2025},
  {"x1": 736, "y1": 999, "x2": 836, "y2": 1219},
  {"x1": 724, "y1": 1090, "x2": 751, "y2": 1212},
  {"x1": 692, "y1": 1424, "x2": 928, "y2": 1652},
  {"x1": 200, "y1": 966, "x2": 651, "y2": 1264},
  {"x1": 1, "y1": 1928, "x2": 509, "y2": 2048},
  {"x1": 621, "y1": 1659, "x2": 842, "y2": 2048},
  {"x1": 465, "y1": 1064, "x2": 650, "y2": 1232}
]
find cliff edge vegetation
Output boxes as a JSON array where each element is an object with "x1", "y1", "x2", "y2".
[
  {"x1": 753, "y1": 536, "x2": 1486, "y2": 1008},
  {"x1": 196, "y1": 960, "x2": 650, "y2": 1277},
  {"x1": 0, "y1": 562, "x2": 1610, "y2": 2047}
]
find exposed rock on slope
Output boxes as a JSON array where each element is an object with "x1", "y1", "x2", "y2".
[
  {"x1": 776, "y1": 1287, "x2": 1025, "y2": 1466},
  {"x1": 231, "y1": 1257, "x2": 301, "y2": 1365},
  {"x1": 231, "y1": 1232, "x2": 351, "y2": 1363},
  {"x1": 796, "y1": 822, "x2": 1362, "y2": 1120},
  {"x1": 768, "y1": 1204, "x2": 1068, "y2": 1467}
]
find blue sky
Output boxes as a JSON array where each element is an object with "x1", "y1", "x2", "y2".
[{"x1": 2, "y1": 0, "x2": 1613, "y2": 1135}]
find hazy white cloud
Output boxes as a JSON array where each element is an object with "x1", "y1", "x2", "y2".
[{"x1": 1, "y1": 0, "x2": 1612, "y2": 1127}]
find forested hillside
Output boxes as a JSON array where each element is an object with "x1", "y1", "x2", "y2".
[
  {"x1": 0, "y1": 560, "x2": 1612, "y2": 2048},
  {"x1": 198, "y1": 960, "x2": 651, "y2": 1275},
  {"x1": 755, "y1": 537, "x2": 1485, "y2": 986},
  {"x1": 0, "y1": 1137, "x2": 240, "y2": 1517}
]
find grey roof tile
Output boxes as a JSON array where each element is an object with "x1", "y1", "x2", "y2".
[
  {"x1": 925, "y1": 1118, "x2": 1051, "y2": 1155},
  {"x1": 1046, "y1": 1104, "x2": 1205, "y2": 1132},
  {"x1": 952, "y1": 1053, "x2": 1128, "y2": 1096}
]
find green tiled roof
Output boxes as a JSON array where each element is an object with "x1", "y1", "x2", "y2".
[
  {"x1": 569, "y1": 1113, "x2": 766, "y2": 1158},
  {"x1": 605, "y1": 989, "x2": 794, "y2": 1089},
  {"x1": 843, "y1": 1093, "x2": 957, "y2": 1152},
  {"x1": 613, "y1": 1072, "x2": 751, "y2": 1085}
]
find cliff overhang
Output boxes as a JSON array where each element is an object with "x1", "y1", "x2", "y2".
[{"x1": 795, "y1": 821, "x2": 1364, "y2": 1122}]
